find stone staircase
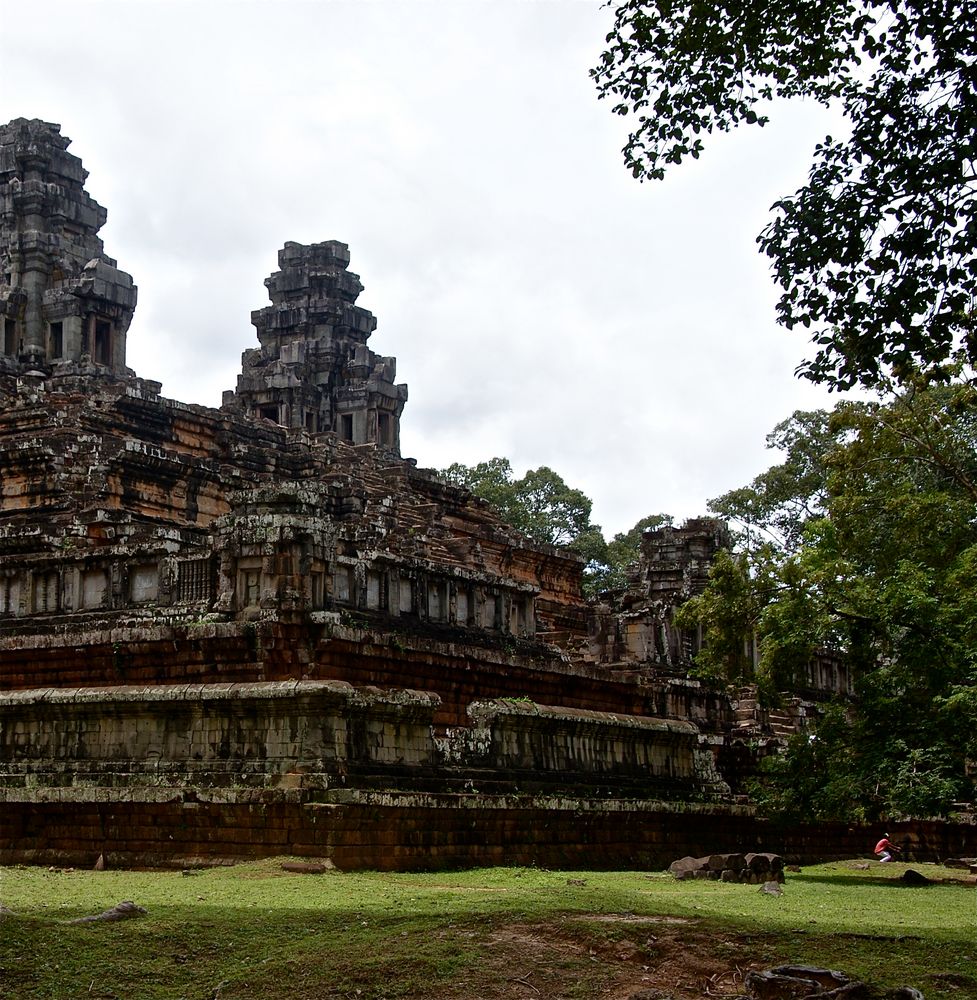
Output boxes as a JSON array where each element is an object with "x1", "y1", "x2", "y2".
[{"x1": 733, "y1": 687, "x2": 799, "y2": 737}]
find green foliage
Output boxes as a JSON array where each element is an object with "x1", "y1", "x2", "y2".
[
  {"x1": 887, "y1": 747, "x2": 962, "y2": 818},
  {"x1": 675, "y1": 549, "x2": 762, "y2": 687},
  {"x1": 440, "y1": 459, "x2": 600, "y2": 548},
  {"x1": 440, "y1": 458, "x2": 671, "y2": 597},
  {"x1": 753, "y1": 714, "x2": 966, "y2": 824},
  {"x1": 709, "y1": 410, "x2": 834, "y2": 554},
  {"x1": 749, "y1": 706, "x2": 873, "y2": 823},
  {"x1": 688, "y1": 379, "x2": 977, "y2": 818},
  {"x1": 593, "y1": 2, "x2": 977, "y2": 390}
]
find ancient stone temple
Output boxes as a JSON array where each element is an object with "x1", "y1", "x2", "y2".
[{"x1": 3, "y1": 119, "x2": 948, "y2": 872}]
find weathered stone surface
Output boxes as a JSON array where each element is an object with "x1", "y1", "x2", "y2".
[
  {"x1": 67, "y1": 900, "x2": 146, "y2": 923},
  {"x1": 281, "y1": 861, "x2": 330, "y2": 874},
  {"x1": 942, "y1": 856, "x2": 977, "y2": 868},
  {"x1": 744, "y1": 966, "x2": 924, "y2": 1000},
  {"x1": 708, "y1": 852, "x2": 746, "y2": 871},
  {"x1": 669, "y1": 852, "x2": 781, "y2": 884},
  {"x1": 668, "y1": 855, "x2": 709, "y2": 876},
  {"x1": 0, "y1": 680, "x2": 441, "y2": 789},
  {"x1": 0, "y1": 119, "x2": 136, "y2": 376},
  {"x1": 228, "y1": 240, "x2": 407, "y2": 449},
  {"x1": 746, "y1": 970, "x2": 823, "y2": 999},
  {"x1": 746, "y1": 852, "x2": 784, "y2": 874},
  {"x1": 768, "y1": 967, "x2": 850, "y2": 991},
  {"x1": 899, "y1": 869, "x2": 933, "y2": 886}
]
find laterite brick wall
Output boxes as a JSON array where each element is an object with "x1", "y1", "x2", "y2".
[{"x1": 2, "y1": 790, "x2": 973, "y2": 872}]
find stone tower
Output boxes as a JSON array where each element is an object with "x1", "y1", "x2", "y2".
[
  {"x1": 638, "y1": 518, "x2": 731, "y2": 604},
  {"x1": 0, "y1": 119, "x2": 137, "y2": 375},
  {"x1": 228, "y1": 240, "x2": 408, "y2": 453}
]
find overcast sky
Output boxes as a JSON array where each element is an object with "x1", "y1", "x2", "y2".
[{"x1": 1, "y1": 0, "x2": 848, "y2": 536}]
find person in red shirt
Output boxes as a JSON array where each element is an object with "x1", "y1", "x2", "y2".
[{"x1": 874, "y1": 834, "x2": 901, "y2": 862}]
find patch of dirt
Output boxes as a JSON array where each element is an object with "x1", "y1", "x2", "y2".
[
  {"x1": 426, "y1": 915, "x2": 777, "y2": 1000},
  {"x1": 927, "y1": 971, "x2": 977, "y2": 990},
  {"x1": 580, "y1": 915, "x2": 694, "y2": 925},
  {"x1": 383, "y1": 882, "x2": 510, "y2": 893}
]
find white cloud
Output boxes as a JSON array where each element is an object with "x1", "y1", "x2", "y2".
[{"x1": 0, "y1": 0, "x2": 848, "y2": 535}]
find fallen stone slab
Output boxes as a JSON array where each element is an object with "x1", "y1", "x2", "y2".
[
  {"x1": 746, "y1": 969, "x2": 821, "y2": 999},
  {"x1": 281, "y1": 861, "x2": 331, "y2": 875},
  {"x1": 769, "y1": 966, "x2": 850, "y2": 990},
  {"x1": 667, "y1": 855, "x2": 710, "y2": 877},
  {"x1": 742, "y1": 869, "x2": 785, "y2": 885},
  {"x1": 68, "y1": 900, "x2": 147, "y2": 924},
  {"x1": 899, "y1": 869, "x2": 932, "y2": 886},
  {"x1": 810, "y1": 984, "x2": 876, "y2": 999},
  {"x1": 744, "y1": 965, "x2": 925, "y2": 999}
]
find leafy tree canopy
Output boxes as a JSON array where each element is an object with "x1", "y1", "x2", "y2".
[
  {"x1": 593, "y1": 2, "x2": 977, "y2": 390},
  {"x1": 679, "y1": 377, "x2": 977, "y2": 819},
  {"x1": 709, "y1": 409, "x2": 835, "y2": 553},
  {"x1": 439, "y1": 459, "x2": 668, "y2": 596},
  {"x1": 440, "y1": 458, "x2": 600, "y2": 549}
]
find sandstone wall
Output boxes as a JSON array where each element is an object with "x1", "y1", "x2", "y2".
[
  {"x1": 0, "y1": 681, "x2": 438, "y2": 790},
  {"x1": 0, "y1": 619, "x2": 734, "y2": 731},
  {"x1": 0, "y1": 679, "x2": 719, "y2": 799},
  {"x1": 453, "y1": 700, "x2": 720, "y2": 799}
]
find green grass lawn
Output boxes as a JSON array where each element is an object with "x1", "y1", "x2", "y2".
[{"x1": 0, "y1": 859, "x2": 973, "y2": 999}]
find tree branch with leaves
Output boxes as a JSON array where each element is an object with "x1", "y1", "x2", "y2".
[{"x1": 593, "y1": 1, "x2": 977, "y2": 390}]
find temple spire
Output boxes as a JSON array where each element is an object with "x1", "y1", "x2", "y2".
[
  {"x1": 227, "y1": 240, "x2": 408, "y2": 452},
  {"x1": 0, "y1": 118, "x2": 137, "y2": 376}
]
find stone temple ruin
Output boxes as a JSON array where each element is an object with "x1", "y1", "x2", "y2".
[{"x1": 2, "y1": 117, "x2": 963, "y2": 871}]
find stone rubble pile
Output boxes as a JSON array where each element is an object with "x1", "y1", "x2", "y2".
[
  {"x1": 668, "y1": 852, "x2": 785, "y2": 884},
  {"x1": 942, "y1": 856, "x2": 977, "y2": 873},
  {"x1": 743, "y1": 965, "x2": 923, "y2": 1000},
  {"x1": 630, "y1": 964, "x2": 924, "y2": 1000}
]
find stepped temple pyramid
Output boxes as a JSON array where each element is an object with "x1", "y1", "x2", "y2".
[{"x1": 0, "y1": 119, "x2": 870, "y2": 870}]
